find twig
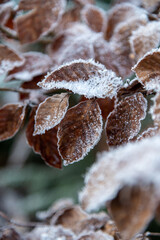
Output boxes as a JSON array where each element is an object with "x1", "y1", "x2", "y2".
[
  {"x1": 145, "y1": 231, "x2": 160, "y2": 237},
  {"x1": 0, "y1": 87, "x2": 30, "y2": 94},
  {"x1": 0, "y1": 25, "x2": 18, "y2": 40},
  {"x1": 0, "y1": 211, "x2": 48, "y2": 229}
]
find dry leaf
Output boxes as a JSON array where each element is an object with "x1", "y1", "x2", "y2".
[
  {"x1": 106, "y1": 93, "x2": 147, "y2": 147},
  {"x1": 7, "y1": 52, "x2": 52, "y2": 81},
  {"x1": 132, "y1": 48, "x2": 160, "y2": 91},
  {"x1": 130, "y1": 21, "x2": 160, "y2": 60},
  {"x1": 74, "y1": 0, "x2": 95, "y2": 7},
  {"x1": 34, "y1": 93, "x2": 69, "y2": 135},
  {"x1": 77, "y1": 231, "x2": 114, "y2": 240},
  {"x1": 15, "y1": 0, "x2": 66, "y2": 43},
  {"x1": 142, "y1": 0, "x2": 160, "y2": 9},
  {"x1": 97, "y1": 97, "x2": 115, "y2": 120},
  {"x1": 150, "y1": 91, "x2": 160, "y2": 128},
  {"x1": 0, "y1": 2, "x2": 13, "y2": 26},
  {"x1": 81, "y1": 5, "x2": 106, "y2": 33},
  {"x1": 57, "y1": 100, "x2": 103, "y2": 165},
  {"x1": 136, "y1": 126, "x2": 159, "y2": 141},
  {"x1": 38, "y1": 59, "x2": 122, "y2": 99},
  {"x1": 0, "y1": 103, "x2": 26, "y2": 141},
  {"x1": 0, "y1": 44, "x2": 24, "y2": 74},
  {"x1": 109, "y1": 185, "x2": 156, "y2": 240},
  {"x1": 26, "y1": 108, "x2": 62, "y2": 168},
  {"x1": 0, "y1": 228, "x2": 22, "y2": 240}
]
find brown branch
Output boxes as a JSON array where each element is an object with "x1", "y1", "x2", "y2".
[{"x1": 145, "y1": 231, "x2": 160, "y2": 237}]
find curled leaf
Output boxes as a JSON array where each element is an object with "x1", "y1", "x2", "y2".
[
  {"x1": 34, "y1": 93, "x2": 69, "y2": 135},
  {"x1": 15, "y1": 0, "x2": 66, "y2": 43},
  {"x1": 0, "y1": 44, "x2": 24, "y2": 74},
  {"x1": 132, "y1": 48, "x2": 160, "y2": 91},
  {"x1": 136, "y1": 126, "x2": 159, "y2": 141},
  {"x1": 26, "y1": 108, "x2": 62, "y2": 168},
  {"x1": 0, "y1": 103, "x2": 26, "y2": 141},
  {"x1": 106, "y1": 93, "x2": 147, "y2": 147},
  {"x1": 57, "y1": 100, "x2": 103, "y2": 165},
  {"x1": 7, "y1": 52, "x2": 52, "y2": 81},
  {"x1": 38, "y1": 59, "x2": 122, "y2": 99}
]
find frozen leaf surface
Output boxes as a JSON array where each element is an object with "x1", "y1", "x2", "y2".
[
  {"x1": 77, "y1": 231, "x2": 114, "y2": 240},
  {"x1": 0, "y1": 2, "x2": 13, "y2": 26},
  {"x1": 74, "y1": 0, "x2": 95, "y2": 6},
  {"x1": 80, "y1": 136, "x2": 160, "y2": 210},
  {"x1": 34, "y1": 93, "x2": 69, "y2": 135},
  {"x1": 150, "y1": 92, "x2": 160, "y2": 127},
  {"x1": 137, "y1": 126, "x2": 159, "y2": 141},
  {"x1": 0, "y1": 103, "x2": 26, "y2": 141},
  {"x1": 106, "y1": 93, "x2": 147, "y2": 147},
  {"x1": 15, "y1": 0, "x2": 66, "y2": 43},
  {"x1": 81, "y1": 5, "x2": 106, "y2": 33},
  {"x1": 132, "y1": 48, "x2": 160, "y2": 91},
  {"x1": 7, "y1": 52, "x2": 52, "y2": 81},
  {"x1": 0, "y1": 228, "x2": 22, "y2": 240},
  {"x1": 38, "y1": 59, "x2": 122, "y2": 99},
  {"x1": 130, "y1": 21, "x2": 160, "y2": 60},
  {"x1": 57, "y1": 100, "x2": 103, "y2": 165},
  {"x1": 26, "y1": 108, "x2": 62, "y2": 168},
  {"x1": 0, "y1": 44, "x2": 24, "y2": 74}
]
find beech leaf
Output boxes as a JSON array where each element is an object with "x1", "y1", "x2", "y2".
[
  {"x1": 15, "y1": 0, "x2": 66, "y2": 43},
  {"x1": 106, "y1": 92, "x2": 147, "y2": 147},
  {"x1": 132, "y1": 48, "x2": 160, "y2": 91},
  {"x1": 38, "y1": 59, "x2": 122, "y2": 99},
  {"x1": 34, "y1": 93, "x2": 69, "y2": 135},
  {"x1": 0, "y1": 103, "x2": 26, "y2": 141},
  {"x1": 26, "y1": 108, "x2": 62, "y2": 168},
  {"x1": 0, "y1": 44, "x2": 24, "y2": 74},
  {"x1": 150, "y1": 91, "x2": 160, "y2": 127},
  {"x1": 57, "y1": 100, "x2": 103, "y2": 165}
]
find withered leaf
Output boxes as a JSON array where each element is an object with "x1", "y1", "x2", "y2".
[
  {"x1": 7, "y1": 52, "x2": 52, "y2": 81},
  {"x1": 77, "y1": 231, "x2": 113, "y2": 240},
  {"x1": 142, "y1": 0, "x2": 160, "y2": 9},
  {"x1": 0, "y1": 103, "x2": 26, "y2": 141},
  {"x1": 106, "y1": 93, "x2": 147, "y2": 147},
  {"x1": 132, "y1": 48, "x2": 160, "y2": 91},
  {"x1": 150, "y1": 91, "x2": 160, "y2": 127},
  {"x1": 15, "y1": 0, "x2": 66, "y2": 43},
  {"x1": 109, "y1": 185, "x2": 157, "y2": 240},
  {"x1": 0, "y1": 228, "x2": 22, "y2": 240},
  {"x1": 57, "y1": 100, "x2": 103, "y2": 165},
  {"x1": 0, "y1": 44, "x2": 24, "y2": 74},
  {"x1": 0, "y1": 2, "x2": 13, "y2": 26},
  {"x1": 136, "y1": 126, "x2": 159, "y2": 141},
  {"x1": 97, "y1": 97, "x2": 115, "y2": 120},
  {"x1": 74, "y1": 0, "x2": 95, "y2": 7},
  {"x1": 81, "y1": 5, "x2": 106, "y2": 33},
  {"x1": 130, "y1": 21, "x2": 160, "y2": 60},
  {"x1": 38, "y1": 59, "x2": 122, "y2": 99},
  {"x1": 34, "y1": 93, "x2": 69, "y2": 135},
  {"x1": 26, "y1": 108, "x2": 62, "y2": 168}
]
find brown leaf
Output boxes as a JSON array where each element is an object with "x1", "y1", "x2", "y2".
[
  {"x1": 38, "y1": 59, "x2": 122, "y2": 99},
  {"x1": 7, "y1": 52, "x2": 52, "y2": 81},
  {"x1": 106, "y1": 93, "x2": 147, "y2": 147},
  {"x1": 136, "y1": 126, "x2": 159, "y2": 141},
  {"x1": 0, "y1": 44, "x2": 24, "y2": 74},
  {"x1": 26, "y1": 108, "x2": 62, "y2": 168},
  {"x1": 34, "y1": 93, "x2": 69, "y2": 135},
  {"x1": 0, "y1": 103, "x2": 26, "y2": 141},
  {"x1": 0, "y1": 228, "x2": 22, "y2": 240},
  {"x1": 109, "y1": 185, "x2": 157, "y2": 240},
  {"x1": 74, "y1": 0, "x2": 95, "y2": 7},
  {"x1": 132, "y1": 49, "x2": 160, "y2": 92},
  {"x1": 142, "y1": 0, "x2": 160, "y2": 9},
  {"x1": 130, "y1": 21, "x2": 160, "y2": 60},
  {"x1": 57, "y1": 100, "x2": 103, "y2": 165},
  {"x1": 81, "y1": 5, "x2": 106, "y2": 33},
  {"x1": 97, "y1": 97, "x2": 115, "y2": 120},
  {"x1": 15, "y1": 0, "x2": 66, "y2": 43},
  {"x1": 150, "y1": 91, "x2": 160, "y2": 127},
  {"x1": 0, "y1": 2, "x2": 13, "y2": 26},
  {"x1": 77, "y1": 231, "x2": 113, "y2": 240}
]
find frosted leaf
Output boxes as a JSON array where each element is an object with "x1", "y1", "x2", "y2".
[
  {"x1": 77, "y1": 231, "x2": 114, "y2": 240},
  {"x1": 25, "y1": 226, "x2": 75, "y2": 240},
  {"x1": 0, "y1": 44, "x2": 24, "y2": 74},
  {"x1": 34, "y1": 93, "x2": 69, "y2": 135},
  {"x1": 96, "y1": 97, "x2": 115, "y2": 120},
  {"x1": 130, "y1": 21, "x2": 160, "y2": 60},
  {"x1": 106, "y1": 93, "x2": 147, "y2": 147},
  {"x1": 136, "y1": 126, "x2": 159, "y2": 141},
  {"x1": 0, "y1": 2, "x2": 13, "y2": 26},
  {"x1": 79, "y1": 135, "x2": 160, "y2": 211},
  {"x1": 57, "y1": 100, "x2": 103, "y2": 165},
  {"x1": 81, "y1": 5, "x2": 106, "y2": 33},
  {"x1": 74, "y1": 0, "x2": 95, "y2": 6},
  {"x1": 105, "y1": 3, "x2": 148, "y2": 40},
  {"x1": 38, "y1": 59, "x2": 122, "y2": 99},
  {"x1": 150, "y1": 91, "x2": 160, "y2": 127},
  {"x1": 132, "y1": 48, "x2": 160, "y2": 91},
  {"x1": 108, "y1": 184, "x2": 157, "y2": 240},
  {"x1": 26, "y1": 108, "x2": 62, "y2": 168},
  {"x1": 0, "y1": 228, "x2": 22, "y2": 240},
  {"x1": 7, "y1": 52, "x2": 52, "y2": 81},
  {"x1": 142, "y1": 0, "x2": 160, "y2": 9},
  {"x1": 15, "y1": 0, "x2": 66, "y2": 43},
  {"x1": 0, "y1": 103, "x2": 26, "y2": 141}
]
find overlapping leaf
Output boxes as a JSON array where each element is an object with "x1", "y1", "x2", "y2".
[
  {"x1": 15, "y1": 0, "x2": 66, "y2": 43},
  {"x1": 0, "y1": 103, "x2": 26, "y2": 141},
  {"x1": 38, "y1": 59, "x2": 122, "y2": 99},
  {"x1": 150, "y1": 91, "x2": 160, "y2": 127},
  {"x1": 74, "y1": 0, "x2": 95, "y2": 7},
  {"x1": 34, "y1": 93, "x2": 69, "y2": 135},
  {"x1": 136, "y1": 126, "x2": 159, "y2": 141},
  {"x1": 132, "y1": 48, "x2": 160, "y2": 91},
  {"x1": 106, "y1": 93, "x2": 147, "y2": 147},
  {"x1": 57, "y1": 100, "x2": 103, "y2": 165},
  {"x1": 80, "y1": 136, "x2": 160, "y2": 238},
  {"x1": 0, "y1": 44, "x2": 24, "y2": 74},
  {"x1": 130, "y1": 21, "x2": 160, "y2": 60},
  {"x1": 26, "y1": 108, "x2": 62, "y2": 168},
  {"x1": 7, "y1": 52, "x2": 52, "y2": 81},
  {"x1": 0, "y1": 1, "x2": 13, "y2": 26}
]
